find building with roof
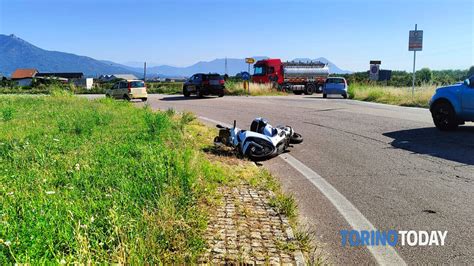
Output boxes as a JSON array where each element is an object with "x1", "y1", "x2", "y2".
[
  {"x1": 11, "y1": 68, "x2": 38, "y2": 79},
  {"x1": 98, "y1": 74, "x2": 139, "y2": 82}
]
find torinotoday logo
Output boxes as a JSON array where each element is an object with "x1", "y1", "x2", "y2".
[{"x1": 340, "y1": 230, "x2": 447, "y2": 247}]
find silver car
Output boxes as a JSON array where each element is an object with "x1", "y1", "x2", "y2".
[{"x1": 323, "y1": 77, "x2": 348, "y2": 99}]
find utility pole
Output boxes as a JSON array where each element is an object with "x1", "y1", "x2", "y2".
[
  {"x1": 143, "y1": 62, "x2": 147, "y2": 81},
  {"x1": 225, "y1": 57, "x2": 228, "y2": 75}
]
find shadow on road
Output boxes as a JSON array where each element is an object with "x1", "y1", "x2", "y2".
[
  {"x1": 159, "y1": 96, "x2": 219, "y2": 101},
  {"x1": 383, "y1": 126, "x2": 474, "y2": 165},
  {"x1": 304, "y1": 96, "x2": 346, "y2": 100}
]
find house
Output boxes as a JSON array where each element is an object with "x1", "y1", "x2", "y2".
[
  {"x1": 98, "y1": 74, "x2": 138, "y2": 82},
  {"x1": 36, "y1": 72, "x2": 84, "y2": 80},
  {"x1": 11, "y1": 68, "x2": 38, "y2": 79},
  {"x1": 10, "y1": 69, "x2": 38, "y2": 86}
]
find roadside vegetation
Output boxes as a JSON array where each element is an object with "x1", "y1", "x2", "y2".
[
  {"x1": 225, "y1": 80, "x2": 287, "y2": 96},
  {"x1": 340, "y1": 67, "x2": 473, "y2": 87},
  {"x1": 0, "y1": 93, "x2": 308, "y2": 263},
  {"x1": 347, "y1": 83, "x2": 436, "y2": 108},
  {"x1": 341, "y1": 66, "x2": 473, "y2": 107},
  {"x1": 143, "y1": 82, "x2": 183, "y2": 94}
]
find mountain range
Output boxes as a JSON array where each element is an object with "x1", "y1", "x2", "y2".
[
  {"x1": 0, "y1": 34, "x2": 138, "y2": 77},
  {"x1": 0, "y1": 34, "x2": 352, "y2": 78}
]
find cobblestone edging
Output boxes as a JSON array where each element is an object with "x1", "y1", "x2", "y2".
[{"x1": 199, "y1": 185, "x2": 304, "y2": 265}]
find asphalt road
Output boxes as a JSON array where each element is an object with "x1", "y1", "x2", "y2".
[{"x1": 86, "y1": 94, "x2": 474, "y2": 264}]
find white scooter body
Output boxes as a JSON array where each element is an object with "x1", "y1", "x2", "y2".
[
  {"x1": 215, "y1": 120, "x2": 291, "y2": 160},
  {"x1": 237, "y1": 128, "x2": 286, "y2": 156}
]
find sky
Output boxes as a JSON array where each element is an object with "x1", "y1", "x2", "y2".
[{"x1": 0, "y1": 0, "x2": 472, "y2": 71}]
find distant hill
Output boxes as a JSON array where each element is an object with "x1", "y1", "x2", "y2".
[
  {"x1": 0, "y1": 34, "x2": 140, "y2": 77},
  {"x1": 0, "y1": 34, "x2": 351, "y2": 78}
]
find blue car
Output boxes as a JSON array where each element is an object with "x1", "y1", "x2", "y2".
[
  {"x1": 323, "y1": 77, "x2": 348, "y2": 99},
  {"x1": 429, "y1": 75, "x2": 474, "y2": 130}
]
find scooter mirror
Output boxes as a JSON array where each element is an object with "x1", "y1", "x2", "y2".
[
  {"x1": 233, "y1": 120, "x2": 236, "y2": 128},
  {"x1": 216, "y1": 124, "x2": 224, "y2": 129}
]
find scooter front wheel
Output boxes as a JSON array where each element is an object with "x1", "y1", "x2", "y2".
[{"x1": 290, "y1": 132, "x2": 303, "y2": 144}]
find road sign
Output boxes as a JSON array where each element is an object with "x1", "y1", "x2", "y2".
[
  {"x1": 241, "y1": 71, "x2": 251, "y2": 81},
  {"x1": 370, "y1": 60, "x2": 381, "y2": 65},
  {"x1": 379, "y1": 70, "x2": 392, "y2": 81},
  {"x1": 370, "y1": 64, "x2": 379, "y2": 81},
  {"x1": 409, "y1": 30, "x2": 423, "y2": 51},
  {"x1": 245, "y1": 58, "x2": 255, "y2": 64}
]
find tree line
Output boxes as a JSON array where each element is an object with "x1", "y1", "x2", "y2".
[{"x1": 337, "y1": 66, "x2": 474, "y2": 87}]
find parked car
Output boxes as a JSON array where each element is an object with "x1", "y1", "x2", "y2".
[
  {"x1": 429, "y1": 76, "x2": 474, "y2": 130},
  {"x1": 183, "y1": 73, "x2": 225, "y2": 98},
  {"x1": 323, "y1": 77, "x2": 348, "y2": 99},
  {"x1": 106, "y1": 80, "x2": 147, "y2": 101}
]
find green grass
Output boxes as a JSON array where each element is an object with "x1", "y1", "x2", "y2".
[
  {"x1": 0, "y1": 94, "x2": 231, "y2": 264},
  {"x1": 348, "y1": 83, "x2": 436, "y2": 108},
  {"x1": 145, "y1": 82, "x2": 183, "y2": 94},
  {"x1": 0, "y1": 86, "x2": 51, "y2": 95}
]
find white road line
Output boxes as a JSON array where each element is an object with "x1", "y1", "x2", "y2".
[
  {"x1": 281, "y1": 154, "x2": 406, "y2": 265},
  {"x1": 199, "y1": 115, "x2": 406, "y2": 265},
  {"x1": 198, "y1": 116, "x2": 232, "y2": 127}
]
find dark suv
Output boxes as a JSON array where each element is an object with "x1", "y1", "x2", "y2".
[{"x1": 183, "y1": 73, "x2": 225, "y2": 98}]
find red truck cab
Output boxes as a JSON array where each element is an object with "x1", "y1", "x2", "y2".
[{"x1": 252, "y1": 59, "x2": 284, "y2": 84}]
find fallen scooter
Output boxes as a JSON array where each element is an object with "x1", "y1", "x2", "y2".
[{"x1": 213, "y1": 117, "x2": 303, "y2": 161}]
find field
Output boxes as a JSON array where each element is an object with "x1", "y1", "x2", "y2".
[
  {"x1": 348, "y1": 83, "x2": 436, "y2": 108},
  {"x1": 0, "y1": 93, "x2": 302, "y2": 263}
]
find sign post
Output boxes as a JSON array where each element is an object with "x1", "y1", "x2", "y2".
[
  {"x1": 245, "y1": 58, "x2": 255, "y2": 96},
  {"x1": 409, "y1": 24, "x2": 423, "y2": 98},
  {"x1": 369, "y1": 60, "x2": 381, "y2": 81}
]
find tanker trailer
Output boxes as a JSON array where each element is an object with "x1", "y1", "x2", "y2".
[{"x1": 252, "y1": 59, "x2": 330, "y2": 95}]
